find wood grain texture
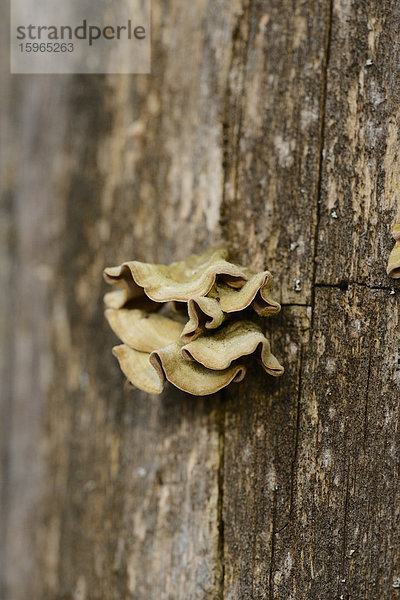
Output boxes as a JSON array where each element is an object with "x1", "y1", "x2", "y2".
[
  {"x1": 0, "y1": 71, "x2": 72, "y2": 599},
  {"x1": 221, "y1": 0, "x2": 332, "y2": 305},
  {"x1": 316, "y1": 0, "x2": 400, "y2": 288},
  {"x1": 1, "y1": 1, "x2": 400, "y2": 599}
]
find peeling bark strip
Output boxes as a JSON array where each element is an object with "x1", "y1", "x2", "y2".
[{"x1": 1, "y1": 1, "x2": 400, "y2": 600}]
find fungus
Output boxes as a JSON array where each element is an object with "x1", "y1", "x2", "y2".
[
  {"x1": 105, "y1": 308, "x2": 184, "y2": 352},
  {"x1": 387, "y1": 221, "x2": 400, "y2": 279},
  {"x1": 181, "y1": 272, "x2": 280, "y2": 342},
  {"x1": 180, "y1": 320, "x2": 284, "y2": 377},
  {"x1": 104, "y1": 247, "x2": 284, "y2": 395},
  {"x1": 103, "y1": 247, "x2": 247, "y2": 308}
]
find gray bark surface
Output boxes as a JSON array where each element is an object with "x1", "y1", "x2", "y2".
[{"x1": 1, "y1": 1, "x2": 399, "y2": 599}]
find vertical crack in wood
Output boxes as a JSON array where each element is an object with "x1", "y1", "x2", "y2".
[
  {"x1": 288, "y1": 344, "x2": 302, "y2": 522},
  {"x1": 338, "y1": 458, "x2": 351, "y2": 597},
  {"x1": 232, "y1": 0, "x2": 254, "y2": 206},
  {"x1": 220, "y1": 0, "x2": 254, "y2": 236},
  {"x1": 337, "y1": 360, "x2": 351, "y2": 598},
  {"x1": 217, "y1": 394, "x2": 226, "y2": 600},
  {"x1": 268, "y1": 486, "x2": 278, "y2": 600},
  {"x1": 276, "y1": 345, "x2": 303, "y2": 535},
  {"x1": 362, "y1": 349, "x2": 373, "y2": 448},
  {"x1": 311, "y1": 0, "x2": 334, "y2": 326}
]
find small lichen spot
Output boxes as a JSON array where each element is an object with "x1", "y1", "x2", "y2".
[{"x1": 293, "y1": 278, "x2": 302, "y2": 292}]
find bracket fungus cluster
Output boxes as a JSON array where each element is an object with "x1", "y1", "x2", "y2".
[
  {"x1": 387, "y1": 218, "x2": 400, "y2": 279},
  {"x1": 103, "y1": 247, "x2": 284, "y2": 396}
]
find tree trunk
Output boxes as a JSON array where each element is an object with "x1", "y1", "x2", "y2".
[{"x1": 1, "y1": 1, "x2": 400, "y2": 599}]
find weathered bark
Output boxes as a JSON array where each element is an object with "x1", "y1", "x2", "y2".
[{"x1": 1, "y1": 1, "x2": 399, "y2": 599}]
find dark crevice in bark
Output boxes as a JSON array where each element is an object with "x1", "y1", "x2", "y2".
[
  {"x1": 314, "y1": 281, "x2": 398, "y2": 292},
  {"x1": 268, "y1": 487, "x2": 278, "y2": 600},
  {"x1": 338, "y1": 367, "x2": 352, "y2": 598},
  {"x1": 275, "y1": 346, "x2": 303, "y2": 535},
  {"x1": 217, "y1": 394, "x2": 225, "y2": 600},
  {"x1": 281, "y1": 302, "x2": 311, "y2": 307},
  {"x1": 220, "y1": 0, "x2": 254, "y2": 238},
  {"x1": 338, "y1": 459, "x2": 351, "y2": 597},
  {"x1": 311, "y1": 0, "x2": 334, "y2": 327},
  {"x1": 231, "y1": 0, "x2": 254, "y2": 207},
  {"x1": 363, "y1": 349, "x2": 373, "y2": 448}
]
